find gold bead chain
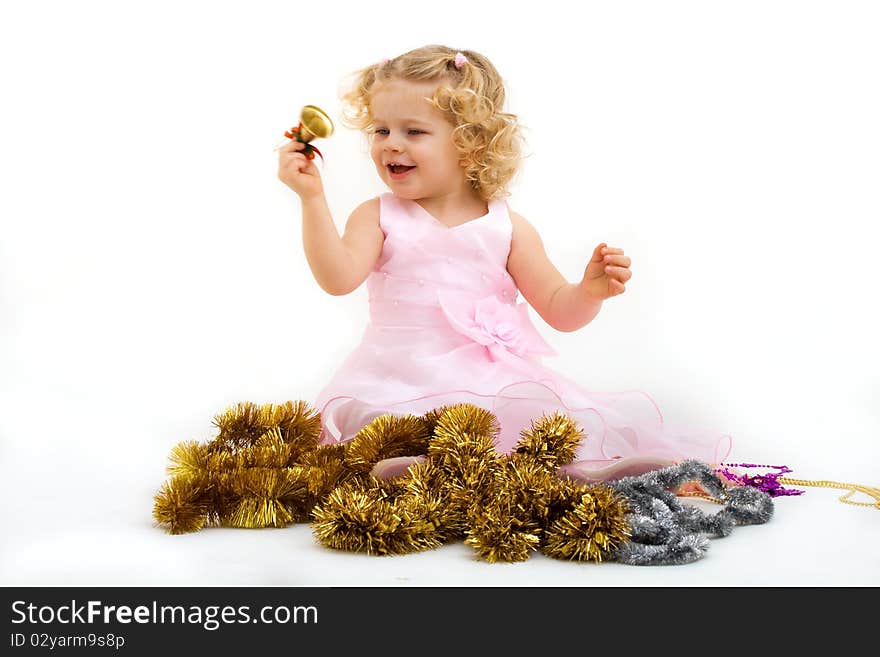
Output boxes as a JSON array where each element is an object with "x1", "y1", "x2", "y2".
[
  {"x1": 677, "y1": 478, "x2": 880, "y2": 509},
  {"x1": 777, "y1": 477, "x2": 880, "y2": 509},
  {"x1": 677, "y1": 491, "x2": 724, "y2": 505}
]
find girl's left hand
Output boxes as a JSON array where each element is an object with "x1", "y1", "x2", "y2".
[{"x1": 581, "y1": 243, "x2": 632, "y2": 300}]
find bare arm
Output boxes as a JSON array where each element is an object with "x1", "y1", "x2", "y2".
[
  {"x1": 507, "y1": 211, "x2": 630, "y2": 332},
  {"x1": 277, "y1": 138, "x2": 383, "y2": 295},
  {"x1": 301, "y1": 196, "x2": 384, "y2": 296}
]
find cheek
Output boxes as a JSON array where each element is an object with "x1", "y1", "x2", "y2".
[
  {"x1": 370, "y1": 145, "x2": 386, "y2": 170},
  {"x1": 439, "y1": 142, "x2": 462, "y2": 170},
  {"x1": 415, "y1": 141, "x2": 443, "y2": 167}
]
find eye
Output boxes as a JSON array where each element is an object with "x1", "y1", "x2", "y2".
[
  {"x1": 408, "y1": 129, "x2": 425, "y2": 135},
  {"x1": 373, "y1": 128, "x2": 389, "y2": 135}
]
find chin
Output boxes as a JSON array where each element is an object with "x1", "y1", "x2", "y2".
[{"x1": 385, "y1": 184, "x2": 419, "y2": 199}]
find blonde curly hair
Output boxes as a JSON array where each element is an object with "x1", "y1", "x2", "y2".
[{"x1": 340, "y1": 44, "x2": 524, "y2": 201}]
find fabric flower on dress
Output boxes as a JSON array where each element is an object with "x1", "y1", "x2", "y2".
[{"x1": 438, "y1": 293, "x2": 557, "y2": 362}]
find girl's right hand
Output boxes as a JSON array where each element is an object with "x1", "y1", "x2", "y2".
[{"x1": 277, "y1": 139, "x2": 324, "y2": 201}]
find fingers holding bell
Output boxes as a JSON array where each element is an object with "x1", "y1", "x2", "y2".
[{"x1": 283, "y1": 139, "x2": 307, "y2": 153}]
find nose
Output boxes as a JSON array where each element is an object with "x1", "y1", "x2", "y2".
[{"x1": 384, "y1": 135, "x2": 403, "y2": 153}]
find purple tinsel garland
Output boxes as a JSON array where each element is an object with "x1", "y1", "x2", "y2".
[{"x1": 716, "y1": 462, "x2": 805, "y2": 497}]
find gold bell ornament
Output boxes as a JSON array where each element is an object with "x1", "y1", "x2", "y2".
[{"x1": 284, "y1": 104, "x2": 334, "y2": 162}]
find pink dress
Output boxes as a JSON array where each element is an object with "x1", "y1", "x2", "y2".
[{"x1": 314, "y1": 193, "x2": 732, "y2": 474}]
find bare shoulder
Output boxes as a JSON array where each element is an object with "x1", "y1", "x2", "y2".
[
  {"x1": 341, "y1": 196, "x2": 383, "y2": 257},
  {"x1": 508, "y1": 208, "x2": 545, "y2": 253},
  {"x1": 346, "y1": 196, "x2": 381, "y2": 226}
]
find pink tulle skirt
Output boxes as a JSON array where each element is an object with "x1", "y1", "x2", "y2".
[{"x1": 315, "y1": 323, "x2": 732, "y2": 472}]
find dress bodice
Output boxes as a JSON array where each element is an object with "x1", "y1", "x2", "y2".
[{"x1": 366, "y1": 193, "x2": 519, "y2": 326}]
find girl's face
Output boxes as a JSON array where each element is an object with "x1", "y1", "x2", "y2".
[{"x1": 368, "y1": 79, "x2": 468, "y2": 201}]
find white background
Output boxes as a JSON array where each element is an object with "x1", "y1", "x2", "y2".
[{"x1": 1, "y1": 1, "x2": 878, "y2": 586}]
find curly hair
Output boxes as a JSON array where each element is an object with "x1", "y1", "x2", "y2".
[{"x1": 339, "y1": 44, "x2": 524, "y2": 201}]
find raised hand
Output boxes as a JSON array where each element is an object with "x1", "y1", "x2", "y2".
[
  {"x1": 580, "y1": 243, "x2": 632, "y2": 301},
  {"x1": 277, "y1": 139, "x2": 325, "y2": 201}
]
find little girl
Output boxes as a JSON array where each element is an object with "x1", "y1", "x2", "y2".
[{"x1": 277, "y1": 44, "x2": 732, "y2": 481}]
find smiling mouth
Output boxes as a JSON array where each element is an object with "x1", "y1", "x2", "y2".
[{"x1": 388, "y1": 164, "x2": 416, "y2": 174}]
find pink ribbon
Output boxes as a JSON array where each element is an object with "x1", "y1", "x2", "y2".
[{"x1": 438, "y1": 293, "x2": 557, "y2": 362}]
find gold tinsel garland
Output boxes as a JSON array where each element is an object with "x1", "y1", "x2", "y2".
[{"x1": 153, "y1": 399, "x2": 637, "y2": 562}]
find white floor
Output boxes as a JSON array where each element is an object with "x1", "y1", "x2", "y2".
[{"x1": 2, "y1": 380, "x2": 877, "y2": 588}]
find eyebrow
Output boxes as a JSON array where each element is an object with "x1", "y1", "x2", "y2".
[{"x1": 372, "y1": 117, "x2": 432, "y2": 125}]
